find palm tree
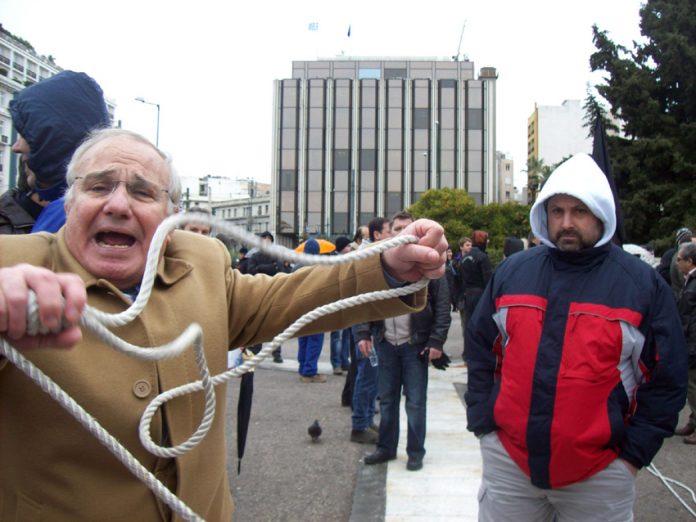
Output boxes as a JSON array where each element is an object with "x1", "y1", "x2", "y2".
[{"x1": 524, "y1": 157, "x2": 552, "y2": 204}]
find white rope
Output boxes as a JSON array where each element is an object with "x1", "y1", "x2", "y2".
[
  {"x1": 646, "y1": 463, "x2": 696, "y2": 518},
  {"x1": 0, "y1": 213, "x2": 427, "y2": 522}
]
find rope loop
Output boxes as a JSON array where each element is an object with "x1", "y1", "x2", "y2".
[{"x1": 0, "y1": 213, "x2": 426, "y2": 521}]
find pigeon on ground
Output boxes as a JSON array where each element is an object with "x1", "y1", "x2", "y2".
[{"x1": 308, "y1": 419, "x2": 322, "y2": 442}]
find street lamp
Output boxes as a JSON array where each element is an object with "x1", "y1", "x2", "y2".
[{"x1": 134, "y1": 97, "x2": 160, "y2": 147}]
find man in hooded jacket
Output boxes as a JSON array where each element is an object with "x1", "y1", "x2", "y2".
[
  {"x1": 0, "y1": 70, "x2": 110, "y2": 234},
  {"x1": 465, "y1": 153, "x2": 687, "y2": 521}
]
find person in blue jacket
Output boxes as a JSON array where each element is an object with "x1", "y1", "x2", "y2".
[
  {"x1": 465, "y1": 153, "x2": 687, "y2": 521},
  {"x1": 0, "y1": 70, "x2": 110, "y2": 234}
]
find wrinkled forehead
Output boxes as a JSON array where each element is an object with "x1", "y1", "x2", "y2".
[{"x1": 75, "y1": 136, "x2": 169, "y2": 186}]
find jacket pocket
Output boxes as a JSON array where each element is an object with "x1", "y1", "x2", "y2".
[{"x1": 560, "y1": 304, "x2": 629, "y2": 381}]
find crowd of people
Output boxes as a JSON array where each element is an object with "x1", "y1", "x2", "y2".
[{"x1": 0, "y1": 71, "x2": 691, "y2": 521}]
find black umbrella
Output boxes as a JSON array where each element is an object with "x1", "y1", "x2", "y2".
[{"x1": 237, "y1": 349, "x2": 255, "y2": 474}]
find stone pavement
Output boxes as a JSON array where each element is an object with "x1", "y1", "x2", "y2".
[
  {"x1": 379, "y1": 365, "x2": 479, "y2": 521},
  {"x1": 251, "y1": 311, "x2": 482, "y2": 521},
  {"x1": 253, "y1": 351, "x2": 480, "y2": 522}
]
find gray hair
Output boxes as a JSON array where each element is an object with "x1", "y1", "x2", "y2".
[
  {"x1": 64, "y1": 128, "x2": 181, "y2": 213},
  {"x1": 679, "y1": 242, "x2": 696, "y2": 265}
]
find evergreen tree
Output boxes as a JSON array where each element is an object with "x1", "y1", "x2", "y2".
[{"x1": 590, "y1": 0, "x2": 696, "y2": 248}]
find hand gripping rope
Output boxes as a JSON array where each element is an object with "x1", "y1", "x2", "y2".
[{"x1": 0, "y1": 213, "x2": 427, "y2": 522}]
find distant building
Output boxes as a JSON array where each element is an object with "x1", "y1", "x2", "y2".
[
  {"x1": 211, "y1": 193, "x2": 272, "y2": 238},
  {"x1": 179, "y1": 176, "x2": 273, "y2": 241},
  {"x1": 496, "y1": 152, "x2": 515, "y2": 203},
  {"x1": 179, "y1": 175, "x2": 270, "y2": 208},
  {"x1": 271, "y1": 57, "x2": 498, "y2": 241},
  {"x1": 0, "y1": 24, "x2": 116, "y2": 192},
  {"x1": 527, "y1": 99, "x2": 592, "y2": 170}
]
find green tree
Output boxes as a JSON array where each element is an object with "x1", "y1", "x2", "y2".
[
  {"x1": 408, "y1": 188, "x2": 531, "y2": 267},
  {"x1": 524, "y1": 157, "x2": 553, "y2": 204},
  {"x1": 590, "y1": 0, "x2": 696, "y2": 249},
  {"x1": 582, "y1": 87, "x2": 618, "y2": 138},
  {"x1": 408, "y1": 188, "x2": 478, "y2": 248}
]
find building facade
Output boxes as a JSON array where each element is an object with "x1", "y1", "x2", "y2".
[
  {"x1": 271, "y1": 58, "x2": 497, "y2": 240},
  {"x1": 211, "y1": 194, "x2": 272, "y2": 238},
  {"x1": 0, "y1": 24, "x2": 116, "y2": 192},
  {"x1": 496, "y1": 152, "x2": 515, "y2": 203},
  {"x1": 527, "y1": 99, "x2": 592, "y2": 172}
]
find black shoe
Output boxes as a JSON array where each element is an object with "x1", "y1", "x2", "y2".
[
  {"x1": 350, "y1": 429, "x2": 378, "y2": 444},
  {"x1": 406, "y1": 456, "x2": 423, "y2": 471},
  {"x1": 364, "y1": 450, "x2": 396, "y2": 465},
  {"x1": 273, "y1": 355, "x2": 283, "y2": 363}
]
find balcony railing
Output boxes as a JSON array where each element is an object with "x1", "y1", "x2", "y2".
[
  {"x1": 0, "y1": 55, "x2": 10, "y2": 65},
  {"x1": 12, "y1": 62, "x2": 24, "y2": 72}
]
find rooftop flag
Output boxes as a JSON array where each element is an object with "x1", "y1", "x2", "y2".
[
  {"x1": 347, "y1": 25, "x2": 351, "y2": 37},
  {"x1": 308, "y1": 22, "x2": 319, "y2": 31}
]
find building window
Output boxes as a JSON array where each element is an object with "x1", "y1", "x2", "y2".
[
  {"x1": 334, "y1": 149, "x2": 350, "y2": 170},
  {"x1": 413, "y1": 108, "x2": 429, "y2": 129},
  {"x1": 360, "y1": 149, "x2": 376, "y2": 171},
  {"x1": 280, "y1": 170, "x2": 296, "y2": 191},
  {"x1": 467, "y1": 108, "x2": 483, "y2": 130},
  {"x1": 358, "y1": 68, "x2": 380, "y2": 79},
  {"x1": 384, "y1": 68, "x2": 407, "y2": 79}
]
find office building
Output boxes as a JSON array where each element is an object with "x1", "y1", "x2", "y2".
[{"x1": 271, "y1": 57, "x2": 498, "y2": 240}]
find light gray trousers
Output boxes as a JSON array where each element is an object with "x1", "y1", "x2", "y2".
[{"x1": 478, "y1": 432, "x2": 635, "y2": 522}]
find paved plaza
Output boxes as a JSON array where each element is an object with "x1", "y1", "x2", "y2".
[{"x1": 227, "y1": 312, "x2": 696, "y2": 521}]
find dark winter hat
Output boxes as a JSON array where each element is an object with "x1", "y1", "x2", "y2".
[
  {"x1": 676, "y1": 227, "x2": 692, "y2": 245},
  {"x1": 503, "y1": 236, "x2": 524, "y2": 257},
  {"x1": 9, "y1": 70, "x2": 110, "y2": 200},
  {"x1": 334, "y1": 236, "x2": 352, "y2": 253},
  {"x1": 304, "y1": 238, "x2": 320, "y2": 255},
  {"x1": 259, "y1": 231, "x2": 274, "y2": 241}
]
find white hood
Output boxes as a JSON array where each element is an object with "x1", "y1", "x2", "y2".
[{"x1": 530, "y1": 153, "x2": 616, "y2": 249}]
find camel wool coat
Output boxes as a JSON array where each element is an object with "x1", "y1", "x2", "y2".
[{"x1": 0, "y1": 229, "x2": 426, "y2": 521}]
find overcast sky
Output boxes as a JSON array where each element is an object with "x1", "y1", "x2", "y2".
[{"x1": 4, "y1": 0, "x2": 644, "y2": 188}]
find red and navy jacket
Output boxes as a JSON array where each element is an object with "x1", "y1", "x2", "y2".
[{"x1": 465, "y1": 242, "x2": 687, "y2": 489}]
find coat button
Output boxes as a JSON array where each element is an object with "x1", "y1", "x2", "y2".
[{"x1": 133, "y1": 379, "x2": 152, "y2": 398}]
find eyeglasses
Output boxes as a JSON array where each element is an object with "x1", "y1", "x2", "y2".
[{"x1": 75, "y1": 174, "x2": 169, "y2": 203}]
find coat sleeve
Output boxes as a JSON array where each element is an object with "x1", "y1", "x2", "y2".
[
  {"x1": 426, "y1": 277, "x2": 452, "y2": 350},
  {"x1": 226, "y1": 252, "x2": 427, "y2": 348},
  {"x1": 351, "y1": 322, "x2": 371, "y2": 344},
  {"x1": 463, "y1": 271, "x2": 502, "y2": 436},
  {"x1": 619, "y1": 276, "x2": 688, "y2": 468}
]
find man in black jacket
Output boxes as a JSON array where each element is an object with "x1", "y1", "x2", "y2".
[
  {"x1": 675, "y1": 242, "x2": 696, "y2": 443},
  {"x1": 357, "y1": 211, "x2": 451, "y2": 472},
  {"x1": 456, "y1": 230, "x2": 492, "y2": 357},
  {"x1": 247, "y1": 231, "x2": 283, "y2": 362}
]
